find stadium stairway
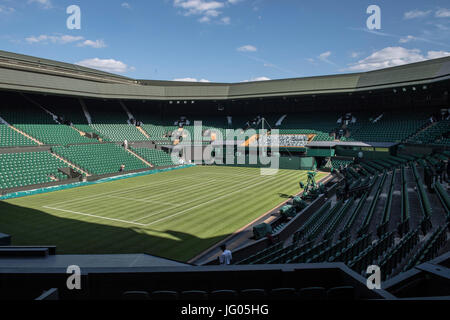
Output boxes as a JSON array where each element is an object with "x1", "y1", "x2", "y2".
[
  {"x1": 69, "y1": 125, "x2": 89, "y2": 137},
  {"x1": 0, "y1": 123, "x2": 38, "y2": 147},
  {"x1": 0, "y1": 97, "x2": 102, "y2": 146},
  {"x1": 79, "y1": 99, "x2": 94, "y2": 126},
  {"x1": 85, "y1": 100, "x2": 151, "y2": 142},
  {"x1": 410, "y1": 119, "x2": 450, "y2": 145},
  {"x1": 0, "y1": 107, "x2": 43, "y2": 146},
  {"x1": 404, "y1": 120, "x2": 436, "y2": 143},
  {"x1": 125, "y1": 147, "x2": 154, "y2": 167},
  {"x1": 229, "y1": 152, "x2": 449, "y2": 282},
  {"x1": 344, "y1": 111, "x2": 430, "y2": 143},
  {"x1": 130, "y1": 147, "x2": 179, "y2": 167},
  {"x1": 136, "y1": 126, "x2": 151, "y2": 139},
  {"x1": 6, "y1": 124, "x2": 43, "y2": 145},
  {"x1": 0, "y1": 115, "x2": 8, "y2": 125},
  {"x1": 0, "y1": 151, "x2": 72, "y2": 190},
  {"x1": 120, "y1": 101, "x2": 135, "y2": 121},
  {"x1": 52, "y1": 143, "x2": 150, "y2": 175},
  {"x1": 50, "y1": 151, "x2": 91, "y2": 177}
]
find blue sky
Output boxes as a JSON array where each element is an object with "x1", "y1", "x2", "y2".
[{"x1": 0, "y1": 0, "x2": 449, "y2": 82}]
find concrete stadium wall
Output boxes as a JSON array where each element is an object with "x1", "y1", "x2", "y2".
[{"x1": 0, "y1": 263, "x2": 394, "y2": 300}]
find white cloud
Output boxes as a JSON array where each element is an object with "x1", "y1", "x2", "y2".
[
  {"x1": 173, "y1": 0, "x2": 240, "y2": 24},
  {"x1": 435, "y1": 8, "x2": 450, "y2": 18},
  {"x1": 26, "y1": 34, "x2": 84, "y2": 44},
  {"x1": 59, "y1": 35, "x2": 84, "y2": 44},
  {"x1": 427, "y1": 50, "x2": 450, "y2": 59},
  {"x1": 0, "y1": 5, "x2": 15, "y2": 14},
  {"x1": 25, "y1": 35, "x2": 42, "y2": 43},
  {"x1": 241, "y1": 54, "x2": 297, "y2": 76},
  {"x1": 353, "y1": 26, "x2": 450, "y2": 48},
  {"x1": 173, "y1": 77, "x2": 210, "y2": 82},
  {"x1": 241, "y1": 76, "x2": 271, "y2": 82},
  {"x1": 76, "y1": 58, "x2": 133, "y2": 73},
  {"x1": 350, "y1": 51, "x2": 362, "y2": 58},
  {"x1": 404, "y1": 9, "x2": 431, "y2": 19},
  {"x1": 319, "y1": 51, "x2": 331, "y2": 60},
  {"x1": 174, "y1": 0, "x2": 224, "y2": 17},
  {"x1": 121, "y1": 2, "x2": 131, "y2": 9},
  {"x1": 237, "y1": 45, "x2": 257, "y2": 52},
  {"x1": 344, "y1": 47, "x2": 450, "y2": 72},
  {"x1": 433, "y1": 23, "x2": 449, "y2": 31},
  {"x1": 77, "y1": 39, "x2": 107, "y2": 48},
  {"x1": 399, "y1": 35, "x2": 417, "y2": 43},
  {"x1": 318, "y1": 51, "x2": 337, "y2": 66},
  {"x1": 28, "y1": 0, "x2": 52, "y2": 9},
  {"x1": 25, "y1": 35, "x2": 107, "y2": 48},
  {"x1": 198, "y1": 16, "x2": 210, "y2": 23}
]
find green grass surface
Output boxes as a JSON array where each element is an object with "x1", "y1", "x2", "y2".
[{"x1": 0, "y1": 166, "x2": 327, "y2": 262}]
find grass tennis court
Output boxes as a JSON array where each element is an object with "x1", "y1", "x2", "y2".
[{"x1": 0, "y1": 166, "x2": 327, "y2": 262}]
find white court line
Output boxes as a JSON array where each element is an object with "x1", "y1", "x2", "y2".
[
  {"x1": 133, "y1": 170, "x2": 307, "y2": 223},
  {"x1": 43, "y1": 169, "x2": 304, "y2": 227},
  {"x1": 131, "y1": 172, "x2": 274, "y2": 223},
  {"x1": 129, "y1": 176, "x2": 252, "y2": 222},
  {"x1": 42, "y1": 206, "x2": 147, "y2": 226},
  {"x1": 47, "y1": 175, "x2": 191, "y2": 207},
  {"x1": 47, "y1": 166, "x2": 275, "y2": 208},
  {"x1": 136, "y1": 179, "x2": 219, "y2": 202},
  {"x1": 105, "y1": 195, "x2": 182, "y2": 207},
  {"x1": 45, "y1": 174, "x2": 204, "y2": 207},
  {"x1": 143, "y1": 173, "x2": 282, "y2": 226},
  {"x1": 137, "y1": 170, "x2": 303, "y2": 224},
  {"x1": 96, "y1": 178, "x2": 220, "y2": 209},
  {"x1": 46, "y1": 178, "x2": 221, "y2": 225},
  {"x1": 197, "y1": 172, "x2": 274, "y2": 178}
]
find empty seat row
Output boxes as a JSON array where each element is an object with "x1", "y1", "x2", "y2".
[
  {"x1": 130, "y1": 147, "x2": 180, "y2": 167},
  {"x1": 121, "y1": 286, "x2": 356, "y2": 301},
  {"x1": 0, "y1": 151, "x2": 69, "y2": 189},
  {"x1": 0, "y1": 124, "x2": 37, "y2": 147},
  {"x1": 52, "y1": 144, "x2": 149, "y2": 175}
]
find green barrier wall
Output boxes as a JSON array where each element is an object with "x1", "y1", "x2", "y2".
[
  {"x1": 215, "y1": 156, "x2": 316, "y2": 170},
  {"x1": 299, "y1": 157, "x2": 317, "y2": 170},
  {"x1": 306, "y1": 148, "x2": 335, "y2": 157},
  {"x1": 279, "y1": 156, "x2": 301, "y2": 169},
  {"x1": 335, "y1": 147, "x2": 391, "y2": 159}
]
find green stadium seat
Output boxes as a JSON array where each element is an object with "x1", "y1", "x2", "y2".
[
  {"x1": 52, "y1": 144, "x2": 149, "y2": 175},
  {"x1": 0, "y1": 151, "x2": 70, "y2": 190},
  {"x1": 130, "y1": 147, "x2": 179, "y2": 167}
]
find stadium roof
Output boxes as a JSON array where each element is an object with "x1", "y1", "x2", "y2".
[{"x1": 0, "y1": 50, "x2": 449, "y2": 101}]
